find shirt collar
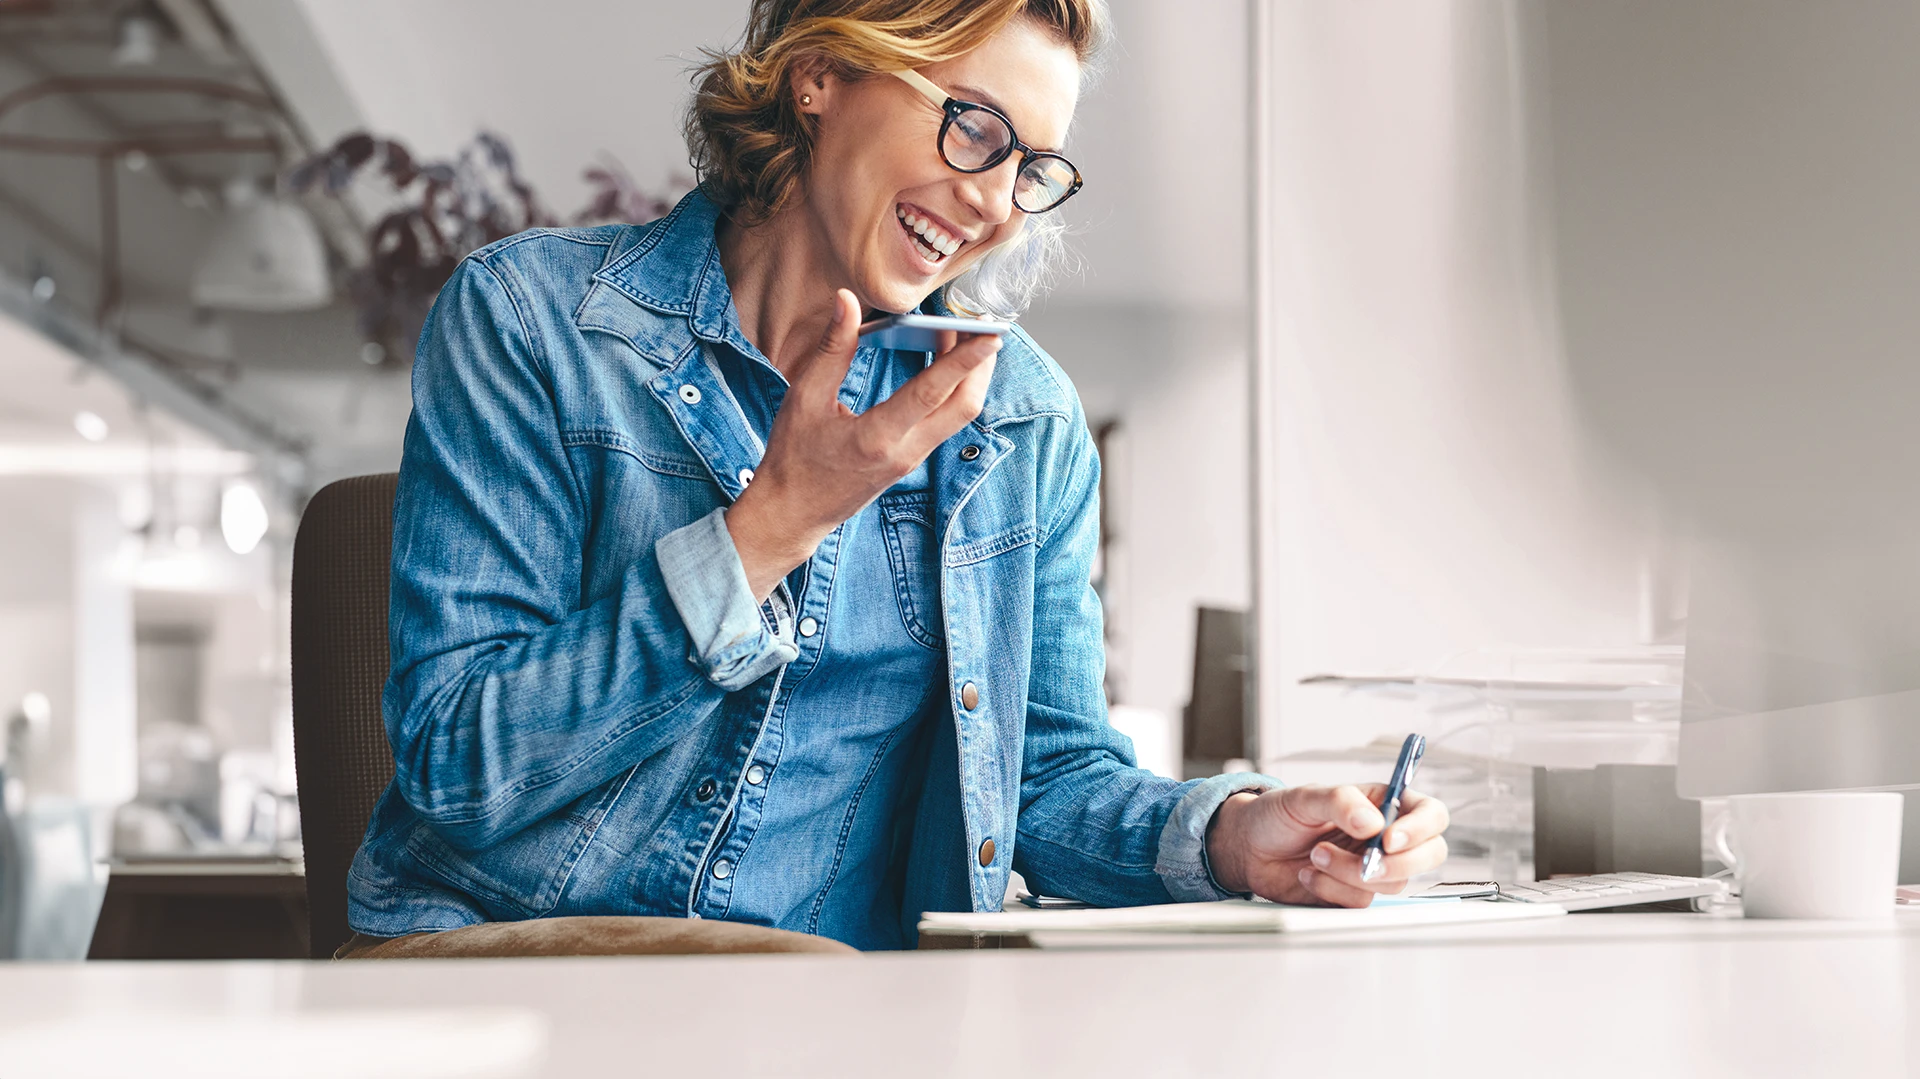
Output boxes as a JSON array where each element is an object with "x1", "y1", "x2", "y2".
[{"x1": 593, "y1": 187, "x2": 764, "y2": 361}]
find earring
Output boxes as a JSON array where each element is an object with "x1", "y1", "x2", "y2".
[{"x1": 801, "y1": 94, "x2": 812, "y2": 106}]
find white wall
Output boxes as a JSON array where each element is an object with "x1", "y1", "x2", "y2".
[
  {"x1": 69, "y1": 486, "x2": 138, "y2": 809},
  {"x1": 0, "y1": 481, "x2": 136, "y2": 810},
  {"x1": 1257, "y1": 1, "x2": 1660, "y2": 758},
  {"x1": 1024, "y1": 0, "x2": 1254, "y2": 725}
]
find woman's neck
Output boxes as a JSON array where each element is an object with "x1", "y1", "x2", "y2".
[{"x1": 715, "y1": 201, "x2": 850, "y2": 376}]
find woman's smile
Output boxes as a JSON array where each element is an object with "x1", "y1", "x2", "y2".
[{"x1": 894, "y1": 201, "x2": 969, "y2": 274}]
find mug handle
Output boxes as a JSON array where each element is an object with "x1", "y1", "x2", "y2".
[{"x1": 1711, "y1": 813, "x2": 1741, "y2": 875}]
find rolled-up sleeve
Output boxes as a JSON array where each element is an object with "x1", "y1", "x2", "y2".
[
  {"x1": 1154, "y1": 771, "x2": 1285, "y2": 901},
  {"x1": 654, "y1": 507, "x2": 799, "y2": 691}
]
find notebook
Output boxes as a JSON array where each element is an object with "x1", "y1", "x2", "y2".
[{"x1": 918, "y1": 895, "x2": 1564, "y2": 939}]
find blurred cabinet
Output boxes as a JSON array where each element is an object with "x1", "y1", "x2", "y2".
[{"x1": 87, "y1": 860, "x2": 306, "y2": 960}]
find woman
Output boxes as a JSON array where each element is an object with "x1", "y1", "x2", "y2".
[{"x1": 341, "y1": 0, "x2": 1449, "y2": 958}]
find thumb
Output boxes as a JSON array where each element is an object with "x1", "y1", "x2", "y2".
[
  {"x1": 816, "y1": 288, "x2": 861, "y2": 354},
  {"x1": 798, "y1": 288, "x2": 861, "y2": 398}
]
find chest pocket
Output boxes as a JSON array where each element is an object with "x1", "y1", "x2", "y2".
[{"x1": 877, "y1": 490, "x2": 945, "y2": 651}]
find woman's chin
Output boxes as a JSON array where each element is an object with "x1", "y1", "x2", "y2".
[{"x1": 864, "y1": 277, "x2": 935, "y2": 316}]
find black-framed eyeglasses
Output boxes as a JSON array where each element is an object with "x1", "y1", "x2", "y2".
[{"x1": 893, "y1": 69, "x2": 1083, "y2": 215}]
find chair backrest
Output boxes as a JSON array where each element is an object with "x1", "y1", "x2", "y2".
[{"x1": 290, "y1": 473, "x2": 399, "y2": 959}]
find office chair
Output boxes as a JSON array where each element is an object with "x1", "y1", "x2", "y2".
[{"x1": 290, "y1": 473, "x2": 400, "y2": 959}]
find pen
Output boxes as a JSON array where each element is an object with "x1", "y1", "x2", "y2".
[{"x1": 1360, "y1": 732, "x2": 1427, "y2": 882}]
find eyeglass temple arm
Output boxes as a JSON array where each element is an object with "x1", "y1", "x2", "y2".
[{"x1": 893, "y1": 69, "x2": 950, "y2": 110}]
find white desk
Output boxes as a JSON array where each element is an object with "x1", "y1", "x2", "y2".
[{"x1": 3, "y1": 910, "x2": 1917, "y2": 1078}]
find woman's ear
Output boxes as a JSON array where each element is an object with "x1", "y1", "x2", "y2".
[{"x1": 789, "y1": 55, "x2": 832, "y2": 116}]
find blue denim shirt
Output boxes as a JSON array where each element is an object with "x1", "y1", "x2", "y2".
[
  {"x1": 678, "y1": 332, "x2": 946, "y2": 950},
  {"x1": 346, "y1": 188, "x2": 1280, "y2": 945}
]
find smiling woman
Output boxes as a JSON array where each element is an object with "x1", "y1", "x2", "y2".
[
  {"x1": 686, "y1": 0, "x2": 1102, "y2": 319},
  {"x1": 340, "y1": 0, "x2": 1450, "y2": 960}
]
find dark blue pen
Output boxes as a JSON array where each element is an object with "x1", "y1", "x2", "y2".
[{"x1": 1361, "y1": 733, "x2": 1427, "y2": 882}]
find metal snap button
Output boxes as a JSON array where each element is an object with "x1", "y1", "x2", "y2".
[
  {"x1": 712, "y1": 859, "x2": 733, "y2": 880},
  {"x1": 960, "y1": 681, "x2": 979, "y2": 710},
  {"x1": 746, "y1": 764, "x2": 766, "y2": 785},
  {"x1": 695, "y1": 778, "x2": 716, "y2": 801},
  {"x1": 960, "y1": 444, "x2": 981, "y2": 461},
  {"x1": 678, "y1": 384, "x2": 701, "y2": 404},
  {"x1": 738, "y1": 467, "x2": 754, "y2": 486},
  {"x1": 978, "y1": 838, "x2": 995, "y2": 866},
  {"x1": 798, "y1": 616, "x2": 819, "y2": 638}
]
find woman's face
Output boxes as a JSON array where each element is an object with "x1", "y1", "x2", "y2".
[{"x1": 797, "y1": 19, "x2": 1082, "y2": 315}]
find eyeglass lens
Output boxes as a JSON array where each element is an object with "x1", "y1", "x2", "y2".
[{"x1": 941, "y1": 105, "x2": 1077, "y2": 212}]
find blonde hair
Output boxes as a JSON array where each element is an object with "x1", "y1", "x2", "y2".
[{"x1": 686, "y1": 0, "x2": 1107, "y2": 319}]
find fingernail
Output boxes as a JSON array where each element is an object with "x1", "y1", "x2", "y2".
[
  {"x1": 1388, "y1": 830, "x2": 1406, "y2": 852},
  {"x1": 1310, "y1": 846, "x2": 1331, "y2": 869},
  {"x1": 1297, "y1": 868, "x2": 1314, "y2": 887}
]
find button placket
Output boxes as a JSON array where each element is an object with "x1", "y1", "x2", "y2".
[{"x1": 692, "y1": 667, "x2": 786, "y2": 919}]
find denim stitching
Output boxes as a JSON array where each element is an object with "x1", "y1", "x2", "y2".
[
  {"x1": 877, "y1": 492, "x2": 943, "y2": 651},
  {"x1": 559, "y1": 429, "x2": 709, "y2": 479},
  {"x1": 425, "y1": 671, "x2": 709, "y2": 826},
  {"x1": 806, "y1": 724, "x2": 905, "y2": 934},
  {"x1": 946, "y1": 524, "x2": 1036, "y2": 567}
]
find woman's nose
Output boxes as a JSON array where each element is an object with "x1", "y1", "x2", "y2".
[{"x1": 955, "y1": 160, "x2": 1019, "y2": 227}]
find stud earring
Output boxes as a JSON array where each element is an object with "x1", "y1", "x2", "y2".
[{"x1": 801, "y1": 94, "x2": 812, "y2": 106}]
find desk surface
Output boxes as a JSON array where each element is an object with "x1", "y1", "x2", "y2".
[{"x1": 6, "y1": 911, "x2": 1919, "y2": 1079}]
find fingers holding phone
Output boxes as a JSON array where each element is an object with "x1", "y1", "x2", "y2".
[{"x1": 725, "y1": 296, "x2": 1008, "y2": 600}]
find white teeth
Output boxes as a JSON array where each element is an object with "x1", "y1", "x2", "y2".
[{"x1": 898, "y1": 205, "x2": 963, "y2": 261}]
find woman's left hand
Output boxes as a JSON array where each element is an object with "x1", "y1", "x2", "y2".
[{"x1": 1202, "y1": 784, "x2": 1451, "y2": 907}]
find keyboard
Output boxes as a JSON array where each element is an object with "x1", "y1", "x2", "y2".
[{"x1": 1495, "y1": 872, "x2": 1727, "y2": 912}]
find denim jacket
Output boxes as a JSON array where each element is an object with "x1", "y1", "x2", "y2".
[{"x1": 346, "y1": 189, "x2": 1276, "y2": 940}]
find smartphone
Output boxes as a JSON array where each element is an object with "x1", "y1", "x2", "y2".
[{"x1": 856, "y1": 312, "x2": 1011, "y2": 352}]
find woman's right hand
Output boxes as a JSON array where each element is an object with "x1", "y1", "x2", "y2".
[{"x1": 725, "y1": 288, "x2": 1001, "y2": 600}]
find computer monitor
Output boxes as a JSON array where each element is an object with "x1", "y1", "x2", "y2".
[{"x1": 1526, "y1": 1, "x2": 1920, "y2": 877}]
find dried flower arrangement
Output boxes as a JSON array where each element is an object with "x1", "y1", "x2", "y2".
[{"x1": 288, "y1": 131, "x2": 686, "y2": 365}]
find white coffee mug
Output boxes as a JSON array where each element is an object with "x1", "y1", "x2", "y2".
[{"x1": 1711, "y1": 791, "x2": 1903, "y2": 919}]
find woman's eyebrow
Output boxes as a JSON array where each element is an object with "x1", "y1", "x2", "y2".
[{"x1": 952, "y1": 82, "x2": 1063, "y2": 152}]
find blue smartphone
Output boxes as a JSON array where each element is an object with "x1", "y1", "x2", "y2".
[{"x1": 856, "y1": 312, "x2": 1011, "y2": 352}]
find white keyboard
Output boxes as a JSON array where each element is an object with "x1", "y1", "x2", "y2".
[{"x1": 1495, "y1": 872, "x2": 1727, "y2": 912}]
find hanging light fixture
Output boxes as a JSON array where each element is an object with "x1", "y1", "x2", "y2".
[
  {"x1": 220, "y1": 480, "x2": 270, "y2": 555},
  {"x1": 111, "y1": 9, "x2": 163, "y2": 67},
  {"x1": 0, "y1": 76, "x2": 302, "y2": 323},
  {"x1": 190, "y1": 180, "x2": 333, "y2": 312}
]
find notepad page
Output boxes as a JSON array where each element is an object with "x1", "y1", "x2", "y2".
[{"x1": 917, "y1": 897, "x2": 1564, "y2": 937}]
